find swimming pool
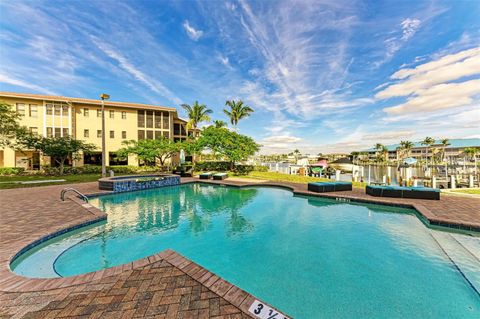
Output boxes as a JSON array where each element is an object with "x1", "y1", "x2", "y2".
[{"x1": 11, "y1": 184, "x2": 480, "y2": 318}]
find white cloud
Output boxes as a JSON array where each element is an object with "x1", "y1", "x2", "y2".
[
  {"x1": 376, "y1": 47, "x2": 480, "y2": 115},
  {"x1": 93, "y1": 39, "x2": 182, "y2": 105},
  {"x1": 383, "y1": 79, "x2": 480, "y2": 114},
  {"x1": 374, "y1": 17, "x2": 423, "y2": 68},
  {"x1": 0, "y1": 73, "x2": 58, "y2": 95},
  {"x1": 389, "y1": 47, "x2": 480, "y2": 81},
  {"x1": 183, "y1": 20, "x2": 204, "y2": 41},
  {"x1": 262, "y1": 135, "x2": 303, "y2": 144},
  {"x1": 401, "y1": 18, "x2": 421, "y2": 41},
  {"x1": 235, "y1": 0, "x2": 365, "y2": 119},
  {"x1": 363, "y1": 130, "x2": 415, "y2": 141}
]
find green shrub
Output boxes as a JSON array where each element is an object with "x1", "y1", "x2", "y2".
[
  {"x1": 194, "y1": 161, "x2": 231, "y2": 172},
  {"x1": 39, "y1": 165, "x2": 159, "y2": 176},
  {"x1": 194, "y1": 161, "x2": 264, "y2": 175},
  {"x1": 253, "y1": 165, "x2": 268, "y2": 172},
  {"x1": 0, "y1": 167, "x2": 25, "y2": 176}
]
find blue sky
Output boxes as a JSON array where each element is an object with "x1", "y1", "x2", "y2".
[{"x1": 0, "y1": 0, "x2": 479, "y2": 154}]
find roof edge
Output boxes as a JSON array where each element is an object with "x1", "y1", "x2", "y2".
[{"x1": 0, "y1": 91, "x2": 177, "y2": 111}]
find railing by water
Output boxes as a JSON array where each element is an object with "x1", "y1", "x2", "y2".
[{"x1": 60, "y1": 188, "x2": 89, "y2": 203}]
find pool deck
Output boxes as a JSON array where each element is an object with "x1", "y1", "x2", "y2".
[{"x1": 1, "y1": 178, "x2": 479, "y2": 318}]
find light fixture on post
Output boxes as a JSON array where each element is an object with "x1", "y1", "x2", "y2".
[{"x1": 100, "y1": 93, "x2": 110, "y2": 177}]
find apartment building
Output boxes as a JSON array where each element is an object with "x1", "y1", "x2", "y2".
[
  {"x1": 363, "y1": 138, "x2": 480, "y2": 162},
  {"x1": 0, "y1": 92, "x2": 190, "y2": 169}
]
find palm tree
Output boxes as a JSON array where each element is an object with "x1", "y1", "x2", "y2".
[
  {"x1": 398, "y1": 140, "x2": 414, "y2": 162},
  {"x1": 374, "y1": 143, "x2": 388, "y2": 162},
  {"x1": 223, "y1": 99, "x2": 254, "y2": 130},
  {"x1": 381, "y1": 145, "x2": 389, "y2": 163},
  {"x1": 464, "y1": 147, "x2": 478, "y2": 176},
  {"x1": 180, "y1": 101, "x2": 213, "y2": 134},
  {"x1": 441, "y1": 138, "x2": 450, "y2": 163},
  {"x1": 421, "y1": 137, "x2": 435, "y2": 165},
  {"x1": 293, "y1": 149, "x2": 301, "y2": 163},
  {"x1": 212, "y1": 120, "x2": 227, "y2": 128}
]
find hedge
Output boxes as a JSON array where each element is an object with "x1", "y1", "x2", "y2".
[
  {"x1": 40, "y1": 165, "x2": 159, "y2": 176},
  {"x1": 194, "y1": 161, "x2": 268, "y2": 175}
]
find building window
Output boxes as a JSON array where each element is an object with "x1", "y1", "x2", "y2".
[
  {"x1": 63, "y1": 128, "x2": 69, "y2": 137},
  {"x1": 109, "y1": 110, "x2": 114, "y2": 118},
  {"x1": 16, "y1": 103, "x2": 26, "y2": 116},
  {"x1": 54, "y1": 128, "x2": 61, "y2": 137},
  {"x1": 46, "y1": 104, "x2": 53, "y2": 115},
  {"x1": 97, "y1": 130, "x2": 102, "y2": 138},
  {"x1": 138, "y1": 130, "x2": 145, "y2": 140},
  {"x1": 54, "y1": 105, "x2": 61, "y2": 116},
  {"x1": 155, "y1": 111, "x2": 162, "y2": 128},
  {"x1": 122, "y1": 131, "x2": 127, "y2": 139},
  {"x1": 29, "y1": 104, "x2": 38, "y2": 117},
  {"x1": 62, "y1": 105, "x2": 68, "y2": 113},
  {"x1": 155, "y1": 131, "x2": 162, "y2": 139},
  {"x1": 174, "y1": 123, "x2": 180, "y2": 135},
  {"x1": 163, "y1": 131, "x2": 170, "y2": 139},
  {"x1": 97, "y1": 109, "x2": 102, "y2": 117},
  {"x1": 146, "y1": 110, "x2": 153, "y2": 128},
  {"x1": 84, "y1": 108, "x2": 89, "y2": 117},
  {"x1": 29, "y1": 127, "x2": 38, "y2": 136},
  {"x1": 121, "y1": 111, "x2": 126, "y2": 119},
  {"x1": 46, "y1": 127, "x2": 53, "y2": 137},
  {"x1": 84, "y1": 129, "x2": 89, "y2": 138},
  {"x1": 137, "y1": 110, "x2": 145, "y2": 127},
  {"x1": 146, "y1": 130, "x2": 153, "y2": 139},
  {"x1": 163, "y1": 112, "x2": 169, "y2": 129},
  {"x1": 110, "y1": 130, "x2": 114, "y2": 138}
]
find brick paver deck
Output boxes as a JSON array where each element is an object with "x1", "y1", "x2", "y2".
[{"x1": 1, "y1": 178, "x2": 479, "y2": 318}]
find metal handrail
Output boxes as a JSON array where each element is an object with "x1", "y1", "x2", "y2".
[{"x1": 60, "y1": 188, "x2": 89, "y2": 203}]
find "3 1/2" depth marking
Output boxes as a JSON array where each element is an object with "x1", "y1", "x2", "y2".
[{"x1": 248, "y1": 300, "x2": 290, "y2": 319}]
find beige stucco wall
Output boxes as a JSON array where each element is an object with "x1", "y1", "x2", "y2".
[{"x1": 0, "y1": 95, "x2": 187, "y2": 169}]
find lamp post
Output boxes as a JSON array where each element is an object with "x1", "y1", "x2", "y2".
[{"x1": 100, "y1": 93, "x2": 110, "y2": 177}]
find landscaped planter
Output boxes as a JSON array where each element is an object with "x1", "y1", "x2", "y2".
[{"x1": 98, "y1": 174, "x2": 180, "y2": 192}]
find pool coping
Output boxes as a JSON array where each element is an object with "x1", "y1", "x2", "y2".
[{"x1": 1, "y1": 178, "x2": 479, "y2": 318}]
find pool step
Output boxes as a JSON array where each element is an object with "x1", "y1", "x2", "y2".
[{"x1": 430, "y1": 231, "x2": 480, "y2": 296}]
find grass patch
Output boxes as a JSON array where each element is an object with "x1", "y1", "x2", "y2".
[
  {"x1": 0, "y1": 173, "x2": 149, "y2": 189},
  {"x1": 449, "y1": 188, "x2": 480, "y2": 195},
  {"x1": 0, "y1": 174, "x2": 102, "y2": 189},
  {"x1": 234, "y1": 171, "x2": 367, "y2": 188}
]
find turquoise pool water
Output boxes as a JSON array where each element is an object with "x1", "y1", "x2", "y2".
[{"x1": 12, "y1": 184, "x2": 480, "y2": 318}]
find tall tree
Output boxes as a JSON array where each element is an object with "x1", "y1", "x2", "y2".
[
  {"x1": 198, "y1": 126, "x2": 260, "y2": 170},
  {"x1": 398, "y1": 140, "x2": 414, "y2": 162},
  {"x1": 117, "y1": 137, "x2": 181, "y2": 167},
  {"x1": 18, "y1": 135, "x2": 95, "y2": 175},
  {"x1": 180, "y1": 101, "x2": 212, "y2": 134},
  {"x1": 421, "y1": 137, "x2": 435, "y2": 166},
  {"x1": 374, "y1": 143, "x2": 388, "y2": 162},
  {"x1": 440, "y1": 138, "x2": 450, "y2": 163},
  {"x1": 223, "y1": 99, "x2": 254, "y2": 130},
  {"x1": 464, "y1": 147, "x2": 478, "y2": 175},
  {"x1": 0, "y1": 102, "x2": 26, "y2": 147}
]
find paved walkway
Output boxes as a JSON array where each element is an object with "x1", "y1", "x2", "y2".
[{"x1": 1, "y1": 178, "x2": 479, "y2": 318}]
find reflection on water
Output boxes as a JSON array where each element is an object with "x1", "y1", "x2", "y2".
[{"x1": 95, "y1": 184, "x2": 258, "y2": 237}]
